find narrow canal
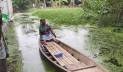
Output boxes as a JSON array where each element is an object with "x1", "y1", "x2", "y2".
[{"x1": 14, "y1": 13, "x2": 93, "y2": 72}]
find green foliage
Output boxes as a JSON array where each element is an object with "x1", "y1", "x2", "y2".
[
  {"x1": 12, "y1": 0, "x2": 32, "y2": 11},
  {"x1": 32, "y1": 8, "x2": 84, "y2": 25},
  {"x1": 82, "y1": 0, "x2": 123, "y2": 27}
]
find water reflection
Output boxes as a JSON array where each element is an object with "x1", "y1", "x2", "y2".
[
  {"x1": 14, "y1": 13, "x2": 92, "y2": 72},
  {"x1": 55, "y1": 27, "x2": 92, "y2": 57},
  {"x1": 16, "y1": 25, "x2": 46, "y2": 72}
]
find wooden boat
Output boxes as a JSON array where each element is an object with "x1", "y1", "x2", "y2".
[{"x1": 39, "y1": 40, "x2": 107, "y2": 72}]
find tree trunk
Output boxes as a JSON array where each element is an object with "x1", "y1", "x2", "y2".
[
  {"x1": 70, "y1": 0, "x2": 74, "y2": 7},
  {"x1": 82, "y1": 0, "x2": 85, "y2": 6},
  {"x1": 43, "y1": 0, "x2": 46, "y2": 8},
  {"x1": 35, "y1": 0, "x2": 40, "y2": 8},
  {"x1": 51, "y1": 0, "x2": 54, "y2": 7},
  {"x1": 59, "y1": 0, "x2": 61, "y2": 7}
]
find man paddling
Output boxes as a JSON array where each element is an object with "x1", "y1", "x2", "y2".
[
  {"x1": 39, "y1": 19, "x2": 56, "y2": 44},
  {"x1": 39, "y1": 19, "x2": 63, "y2": 58}
]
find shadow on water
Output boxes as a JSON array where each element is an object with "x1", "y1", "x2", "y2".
[{"x1": 14, "y1": 13, "x2": 92, "y2": 72}]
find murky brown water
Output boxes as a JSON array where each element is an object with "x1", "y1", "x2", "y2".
[{"x1": 14, "y1": 13, "x2": 93, "y2": 72}]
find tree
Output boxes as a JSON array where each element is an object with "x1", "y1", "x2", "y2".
[
  {"x1": 82, "y1": 0, "x2": 123, "y2": 27},
  {"x1": 12, "y1": 0, "x2": 32, "y2": 11}
]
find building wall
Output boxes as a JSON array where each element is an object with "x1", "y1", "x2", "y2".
[{"x1": 0, "y1": 0, "x2": 13, "y2": 22}]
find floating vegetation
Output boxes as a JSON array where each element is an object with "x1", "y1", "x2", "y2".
[{"x1": 89, "y1": 27, "x2": 123, "y2": 72}]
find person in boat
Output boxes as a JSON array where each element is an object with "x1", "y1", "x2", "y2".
[{"x1": 39, "y1": 19, "x2": 56, "y2": 43}]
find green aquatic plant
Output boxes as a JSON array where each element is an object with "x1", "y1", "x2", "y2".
[{"x1": 32, "y1": 8, "x2": 85, "y2": 26}]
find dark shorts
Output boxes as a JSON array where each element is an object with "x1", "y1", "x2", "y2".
[{"x1": 0, "y1": 59, "x2": 7, "y2": 72}]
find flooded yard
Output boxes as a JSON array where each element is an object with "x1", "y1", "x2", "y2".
[{"x1": 14, "y1": 13, "x2": 96, "y2": 72}]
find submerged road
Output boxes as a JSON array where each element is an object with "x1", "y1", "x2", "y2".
[{"x1": 14, "y1": 13, "x2": 91, "y2": 72}]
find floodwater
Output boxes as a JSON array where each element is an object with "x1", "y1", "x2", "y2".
[{"x1": 14, "y1": 13, "x2": 93, "y2": 72}]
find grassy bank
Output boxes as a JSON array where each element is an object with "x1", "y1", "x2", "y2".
[
  {"x1": 89, "y1": 27, "x2": 123, "y2": 72},
  {"x1": 31, "y1": 8, "x2": 85, "y2": 25},
  {"x1": 6, "y1": 24, "x2": 22, "y2": 72}
]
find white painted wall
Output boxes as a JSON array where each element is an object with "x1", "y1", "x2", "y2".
[{"x1": 0, "y1": 0, "x2": 13, "y2": 21}]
